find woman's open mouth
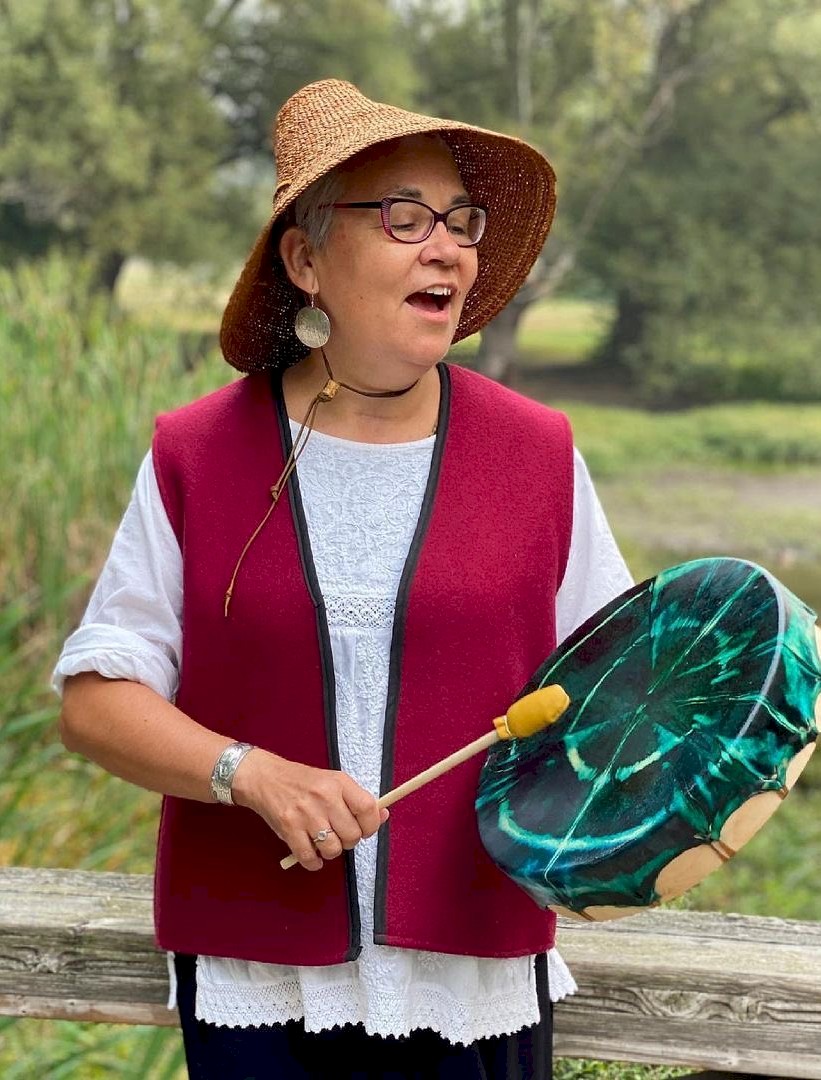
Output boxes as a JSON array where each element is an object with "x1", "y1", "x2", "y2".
[{"x1": 405, "y1": 286, "x2": 454, "y2": 320}]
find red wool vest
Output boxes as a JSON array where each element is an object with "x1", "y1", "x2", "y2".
[{"x1": 152, "y1": 363, "x2": 573, "y2": 965}]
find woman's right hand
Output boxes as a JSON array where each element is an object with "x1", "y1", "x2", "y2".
[
  {"x1": 232, "y1": 750, "x2": 388, "y2": 871},
  {"x1": 59, "y1": 675, "x2": 386, "y2": 872}
]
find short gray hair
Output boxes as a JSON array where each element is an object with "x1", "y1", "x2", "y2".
[
  {"x1": 292, "y1": 134, "x2": 456, "y2": 249},
  {"x1": 293, "y1": 169, "x2": 344, "y2": 249}
]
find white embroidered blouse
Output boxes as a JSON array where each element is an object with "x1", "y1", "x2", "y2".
[{"x1": 54, "y1": 419, "x2": 634, "y2": 1045}]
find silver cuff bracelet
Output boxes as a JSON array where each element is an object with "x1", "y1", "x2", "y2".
[{"x1": 210, "y1": 741, "x2": 256, "y2": 806}]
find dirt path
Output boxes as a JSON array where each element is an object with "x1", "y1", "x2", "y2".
[{"x1": 615, "y1": 465, "x2": 821, "y2": 512}]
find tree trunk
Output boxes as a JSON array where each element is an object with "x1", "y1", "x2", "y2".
[
  {"x1": 474, "y1": 300, "x2": 528, "y2": 384},
  {"x1": 597, "y1": 287, "x2": 647, "y2": 368},
  {"x1": 475, "y1": 3, "x2": 725, "y2": 382},
  {"x1": 504, "y1": 0, "x2": 537, "y2": 127},
  {"x1": 95, "y1": 250, "x2": 127, "y2": 295}
]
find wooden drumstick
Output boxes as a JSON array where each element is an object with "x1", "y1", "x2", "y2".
[{"x1": 279, "y1": 684, "x2": 570, "y2": 871}]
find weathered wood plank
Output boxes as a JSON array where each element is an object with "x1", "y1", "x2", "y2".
[
  {"x1": 0, "y1": 994, "x2": 176, "y2": 1027},
  {"x1": 2, "y1": 868, "x2": 821, "y2": 1077},
  {"x1": 554, "y1": 911, "x2": 821, "y2": 1078},
  {"x1": 0, "y1": 867, "x2": 169, "y2": 1018}
]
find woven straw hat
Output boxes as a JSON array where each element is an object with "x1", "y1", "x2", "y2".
[{"x1": 220, "y1": 79, "x2": 557, "y2": 373}]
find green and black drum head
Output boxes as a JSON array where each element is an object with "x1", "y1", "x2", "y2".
[{"x1": 476, "y1": 558, "x2": 821, "y2": 921}]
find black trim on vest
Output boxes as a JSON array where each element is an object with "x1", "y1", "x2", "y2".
[
  {"x1": 272, "y1": 373, "x2": 362, "y2": 962},
  {"x1": 373, "y1": 363, "x2": 451, "y2": 943}
]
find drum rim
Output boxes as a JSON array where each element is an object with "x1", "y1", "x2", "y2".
[{"x1": 477, "y1": 556, "x2": 821, "y2": 915}]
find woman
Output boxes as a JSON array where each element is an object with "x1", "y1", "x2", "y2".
[{"x1": 55, "y1": 80, "x2": 633, "y2": 1079}]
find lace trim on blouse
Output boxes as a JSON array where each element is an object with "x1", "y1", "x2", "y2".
[{"x1": 324, "y1": 594, "x2": 395, "y2": 629}]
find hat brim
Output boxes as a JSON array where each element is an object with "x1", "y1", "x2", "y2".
[{"x1": 220, "y1": 104, "x2": 556, "y2": 374}]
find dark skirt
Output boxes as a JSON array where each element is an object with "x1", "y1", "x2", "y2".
[{"x1": 174, "y1": 952, "x2": 553, "y2": 1080}]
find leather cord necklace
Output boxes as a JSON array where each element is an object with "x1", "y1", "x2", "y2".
[{"x1": 224, "y1": 351, "x2": 427, "y2": 616}]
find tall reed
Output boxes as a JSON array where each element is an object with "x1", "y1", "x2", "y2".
[
  {"x1": 0, "y1": 255, "x2": 232, "y2": 1075},
  {"x1": 1, "y1": 255, "x2": 228, "y2": 869}
]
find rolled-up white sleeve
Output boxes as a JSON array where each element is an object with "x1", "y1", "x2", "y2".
[
  {"x1": 52, "y1": 451, "x2": 183, "y2": 701},
  {"x1": 555, "y1": 447, "x2": 634, "y2": 645}
]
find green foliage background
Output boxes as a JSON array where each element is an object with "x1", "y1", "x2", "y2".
[
  {"x1": 3, "y1": 0, "x2": 821, "y2": 398},
  {"x1": 2, "y1": 0, "x2": 821, "y2": 1074}
]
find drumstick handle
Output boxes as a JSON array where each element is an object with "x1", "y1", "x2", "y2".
[
  {"x1": 378, "y1": 730, "x2": 499, "y2": 809},
  {"x1": 278, "y1": 730, "x2": 499, "y2": 870}
]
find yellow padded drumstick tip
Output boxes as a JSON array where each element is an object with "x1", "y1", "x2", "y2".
[
  {"x1": 494, "y1": 685, "x2": 570, "y2": 740},
  {"x1": 280, "y1": 683, "x2": 571, "y2": 871}
]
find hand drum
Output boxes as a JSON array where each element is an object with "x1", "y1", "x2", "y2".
[{"x1": 476, "y1": 558, "x2": 821, "y2": 921}]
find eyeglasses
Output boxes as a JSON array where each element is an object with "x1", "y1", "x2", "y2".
[{"x1": 330, "y1": 197, "x2": 487, "y2": 247}]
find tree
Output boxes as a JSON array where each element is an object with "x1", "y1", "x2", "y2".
[
  {"x1": 0, "y1": 0, "x2": 417, "y2": 292},
  {"x1": 589, "y1": 0, "x2": 821, "y2": 401},
  {"x1": 209, "y1": 0, "x2": 418, "y2": 172},
  {"x1": 406, "y1": 0, "x2": 821, "y2": 398},
  {"x1": 0, "y1": 1, "x2": 245, "y2": 289},
  {"x1": 404, "y1": 0, "x2": 716, "y2": 379}
]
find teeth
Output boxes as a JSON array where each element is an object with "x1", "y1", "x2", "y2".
[{"x1": 423, "y1": 287, "x2": 453, "y2": 296}]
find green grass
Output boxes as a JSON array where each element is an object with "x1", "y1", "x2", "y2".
[
  {"x1": 555, "y1": 1064, "x2": 690, "y2": 1080},
  {"x1": 116, "y1": 257, "x2": 230, "y2": 333},
  {"x1": 589, "y1": 469, "x2": 821, "y2": 597},
  {"x1": 517, "y1": 299, "x2": 611, "y2": 365},
  {"x1": 0, "y1": 1020, "x2": 185, "y2": 1080},
  {"x1": 411, "y1": 296, "x2": 612, "y2": 366},
  {"x1": 2, "y1": 257, "x2": 820, "y2": 1076},
  {"x1": 561, "y1": 400, "x2": 821, "y2": 475}
]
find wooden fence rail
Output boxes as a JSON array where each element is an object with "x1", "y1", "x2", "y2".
[{"x1": 1, "y1": 867, "x2": 820, "y2": 1077}]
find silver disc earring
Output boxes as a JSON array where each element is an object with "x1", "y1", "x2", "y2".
[{"x1": 294, "y1": 293, "x2": 331, "y2": 349}]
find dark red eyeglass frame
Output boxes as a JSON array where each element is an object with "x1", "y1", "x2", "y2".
[{"x1": 329, "y1": 197, "x2": 487, "y2": 246}]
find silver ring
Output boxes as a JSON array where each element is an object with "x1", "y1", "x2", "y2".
[{"x1": 313, "y1": 828, "x2": 335, "y2": 844}]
